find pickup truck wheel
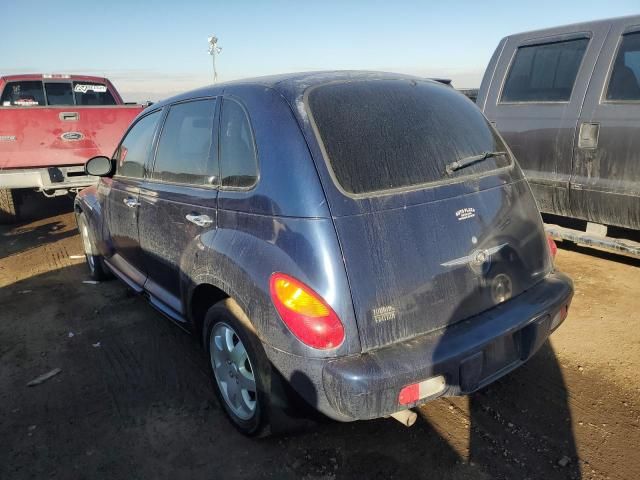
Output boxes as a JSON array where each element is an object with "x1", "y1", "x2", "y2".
[
  {"x1": 0, "y1": 188, "x2": 21, "y2": 224},
  {"x1": 204, "y1": 299, "x2": 272, "y2": 437},
  {"x1": 77, "y1": 213, "x2": 111, "y2": 281}
]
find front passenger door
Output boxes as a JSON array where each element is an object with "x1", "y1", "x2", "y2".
[{"x1": 105, "y1": 110, "x2": 162, "y2": 288}]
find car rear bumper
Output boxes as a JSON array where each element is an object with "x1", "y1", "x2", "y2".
[
  {"x1": 320, "y1": 271, "x2": 573, "y2": 420},
  {"x1": 266, "y1": 271, "x2": 572, "y2": 422}
]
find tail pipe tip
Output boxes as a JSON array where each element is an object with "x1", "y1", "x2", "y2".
[{"x1": 389, "y1": 409, "x2": 418, "y2": 427}]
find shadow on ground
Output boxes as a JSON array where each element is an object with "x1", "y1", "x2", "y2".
[
  {"x1": 1, "y1": 262, "x2": 583, "y2": 480},
  {"x1": 0, "y1": 194, "x2": 76, "y2": 259}
]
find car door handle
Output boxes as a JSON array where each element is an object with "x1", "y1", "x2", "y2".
[
  {"x1": 123, "y1": 197, "x2": 140, "y2": 208},
  {"x1": 185, "y1": 213, "x2": 213, "y2": 227}
]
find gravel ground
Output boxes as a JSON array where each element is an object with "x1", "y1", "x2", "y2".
[{"x1": 1, "y1": 198, "x2": 639, "y2": 480}]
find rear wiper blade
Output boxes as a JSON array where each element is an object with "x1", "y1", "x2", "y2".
[{"x1": 445, "y1": 151, "x2": 507, "y2": 175}]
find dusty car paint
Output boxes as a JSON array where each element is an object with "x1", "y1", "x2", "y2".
[{"x1": 76, "y1": 71, "x2": 573, "y2": 423}]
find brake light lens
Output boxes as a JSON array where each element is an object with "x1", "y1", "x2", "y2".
[
  {"x1": 547, "y1": 236, "x2": 558, "y2": 259},
  {"x1": 269, "y1": 273, "x2": 345, "y2": 349}
]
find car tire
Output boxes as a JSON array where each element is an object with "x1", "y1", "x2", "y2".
[
  {"x1": 203, "y1": 299, "x2": 271, "y2": 437},
  {"x1": 0, "y1": 188, "x2": 21, "y2": 224},
  {"x1": 77, "y1": 212, "x2": 111, "y2": 281}
]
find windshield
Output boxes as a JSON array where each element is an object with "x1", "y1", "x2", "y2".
[{"x1": 307, "y1": 79, "x2": 511, "y2": 195}]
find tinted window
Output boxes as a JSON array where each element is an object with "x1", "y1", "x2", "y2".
[
  {"x1": 307, "y1": 79, "x2": 510, "y2": 195},
  {"x1": 501, "y1": 38, "x2": 589, "y2": 102},
  {"x1": 153, "y1": 99, "x2": 216, "y2": 185},
  {"x1": 607, "y1": 32, "x2": 640, "y2": 101},
  {"x1": 0, "y1": 81, "x2": 45, "y2": 107},
  {"x1": 114, "y1": 111, "x2": 161, "y2": 178},
  {"x1": 219, "y1": 99, "x2": 258, "y2": 188},
  {"x1": 45, "y1": 82, "x2": 74, "y2": 106},
  {"x1": 73, "y1": 82, "x2": 116, "y2": 105}
]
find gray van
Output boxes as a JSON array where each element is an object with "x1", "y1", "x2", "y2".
[{"x1": 477, "y1": 15, "x2": 640, "y2": 254}]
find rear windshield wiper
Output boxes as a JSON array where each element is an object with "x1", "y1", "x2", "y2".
[{"x1": 445, "y1": 151, "x2": 507, "y2": 175}]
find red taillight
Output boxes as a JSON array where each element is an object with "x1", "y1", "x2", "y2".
[
  {"x1": 269, "y1": 273, "x2": 345, "y2": 350},
  {"x1": 398, "y1": 383, "x2": 420, "y2": 405},
  {"x1": 547, "y1": 236, "x2": 558, "y2": 259}
]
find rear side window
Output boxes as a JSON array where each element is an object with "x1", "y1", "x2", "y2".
[
  {"x1": 307, "y1": 79, "x2": 510, "y2": 195},
  {"x1": 606, "y1": 32, "x2": 640, "y2": 101},
  {"x1": 1, "y1": 81, "x2": 45, "y2": 106},
  {"x1": 219, "y1": 98, "x2": 258, "y2": 188},
  {"x1": 501, "y1": 38, "x2": 589, "y2": 102},
  {"x1": 73, "y1": 82, "x2": 116, "y2": 105},
  {"x1": 114, "y1": 110, "x2": 162, "y2": 178},
  {"x1": 45, "y1": 82, "x2": 74, "y2": 106},
  {"x1": 153, "y1": 99, "x2": 216, "y2": 185}
]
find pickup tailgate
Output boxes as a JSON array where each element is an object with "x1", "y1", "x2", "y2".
[{"x1": 0, "y1": 106, "x2": 142, "y2": 169}]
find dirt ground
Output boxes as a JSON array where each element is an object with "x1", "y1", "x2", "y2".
[{"x1": 1, "y1": 198, "x2": 639, "y2": 480}]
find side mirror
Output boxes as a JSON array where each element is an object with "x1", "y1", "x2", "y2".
[{"x1": 85, "y1": 156, "x2": 113, "y2": 177}]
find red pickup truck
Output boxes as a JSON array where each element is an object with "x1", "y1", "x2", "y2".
[{"x1": 0, "y1": 74, "x2": 144, "y2": 223}]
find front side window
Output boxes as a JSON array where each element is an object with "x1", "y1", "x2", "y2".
[
  {"x1": 45, "y1": 82, "x2": 74, "y2": 106},
  {"x1": 0, "y1": 81, "x2": 45, "y2": 107},
  {"x1": 114, "y1": 110, "x2": 162, "y2": 178},
  {"x1": 153, "y1": 99, "x2": 216, "y2": 185},
  {"x1": 501, "y1": 38, "x2": 589, "y2": 102},
  {"x1": 606, "y1": 32, "x2": 640, "y2": 101},
  {"x1": 73, "y1": 82, "x2": 116, "y2": 105},
  {"x1": 307, "y1": 79, "x2": 510, "y2": 195},
  {"x1": 219, "y1": 99, "x2": 258, "y2": 188}
]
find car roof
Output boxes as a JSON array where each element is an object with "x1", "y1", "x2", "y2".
[
  {"x1": 150, "y1": 70, "x2": 448, "y2": 110},
  {"x1": 0, "y1": 74, "x2": 110, "y2": 83},
  {"x1": 502, "y1": 14, "x2": 640, "y2": 42}
]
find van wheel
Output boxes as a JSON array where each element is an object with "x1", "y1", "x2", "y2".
[
  {"x1": 0, "y1": 188, "x2": 21, "y2": 224},
  {"x1": 204, "y1": 299, "x2": 271, "y2": 437},
  {"x1": 77, "y1": 213, "x2": 111, "y2": 281}
]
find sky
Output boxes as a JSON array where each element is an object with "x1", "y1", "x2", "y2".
[{"x1": 2, "y1": 1, "x2": 638, "y2": 102}]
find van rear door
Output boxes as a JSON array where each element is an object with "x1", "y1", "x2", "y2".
[
  {"x1": 571, "y1": 22, "x2": 640, "y2": 230},
  {"x1": 480, "y1": 25, "x2": 608, "y2": 217},
  {"x1": 304, "y1": 78, "x2": 553, "y2": 351}
]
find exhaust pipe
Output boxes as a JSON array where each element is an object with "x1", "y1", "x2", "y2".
[{"x1": 389, "y1": 409, "x2": 417, "y2": 427}]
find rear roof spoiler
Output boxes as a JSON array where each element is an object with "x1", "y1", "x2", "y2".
[{"x1": 429, "y1": 78, "x2": 452, "y2": 86}]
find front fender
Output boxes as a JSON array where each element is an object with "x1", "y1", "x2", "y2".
[{"x1": 75, "y1": 184, "x2": 107, "y2": 255}]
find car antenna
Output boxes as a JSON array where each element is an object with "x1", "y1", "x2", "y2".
[{"x1": 207, "y1": 35, "x2": 222, "y2": 84}]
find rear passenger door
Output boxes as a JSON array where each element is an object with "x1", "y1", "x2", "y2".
[
  {"x1": 571, "y1": 24, "x2": 640, "y2": 230},
  {"x1": 138, "y1": 98, "x2": 218, "y2": 320},
  {"x1": 483, "y1": 27, "x2": 608, "y2": 216}
]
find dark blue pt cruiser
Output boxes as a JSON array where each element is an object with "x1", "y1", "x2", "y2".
[{"x1": 76, "y1": 71, "x2": 573, "y2": 436}]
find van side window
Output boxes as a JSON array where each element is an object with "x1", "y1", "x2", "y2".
[
  {"x1": 606, "y1": 32, "x2": 640, "y2": 101},
  {"x1": 219, "y1": 99, "x2": 258, "y2": 188},
  {"x1": 45, "y1": 82, "x2": 74, "y2": 106},
  {"x1": 501, "y1": 38, "x2": 589, "y2": 103},
  {"x1": 114, "y1": 110, "x2": 162, "y2": 179},
  {"x1": 152, "y1": 99, "x2": 217, "y2": 186},
  {"x1": 0, "y1": 81, "x2": 45, "y2": 107}
]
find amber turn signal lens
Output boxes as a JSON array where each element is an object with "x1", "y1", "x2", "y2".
[{"x1": 269, "y1": 273, "x2": 345, "y2": 350}]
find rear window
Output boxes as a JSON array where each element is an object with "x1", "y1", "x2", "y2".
[
  {"x1": 501, "y1": 38, "x2": 589, "y2": 103},
  {"x1": 73, "y1": 82, "x2": 116, "y2": 105},
  {"x1": 1, "y1": 81, "x2": 45, "y2": 107},
  {"x1": 45, "y1": 82, "x2": 74, "y2": 106},
  {"x1": 307, "y1": 79, "x2": 510, "y2": 195}
]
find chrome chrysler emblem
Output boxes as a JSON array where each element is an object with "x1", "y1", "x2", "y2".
[{"x1": 441, "y1": 243, "x2": 507, "y2": 274}]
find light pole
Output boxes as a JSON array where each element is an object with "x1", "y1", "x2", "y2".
[{"x1": 208, "y1": 35, "x2": 222, "y2": 83}]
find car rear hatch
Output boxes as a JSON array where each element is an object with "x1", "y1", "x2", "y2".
[{"x1": 304, "y1": 78, "x2": 553, "y2": 351}]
